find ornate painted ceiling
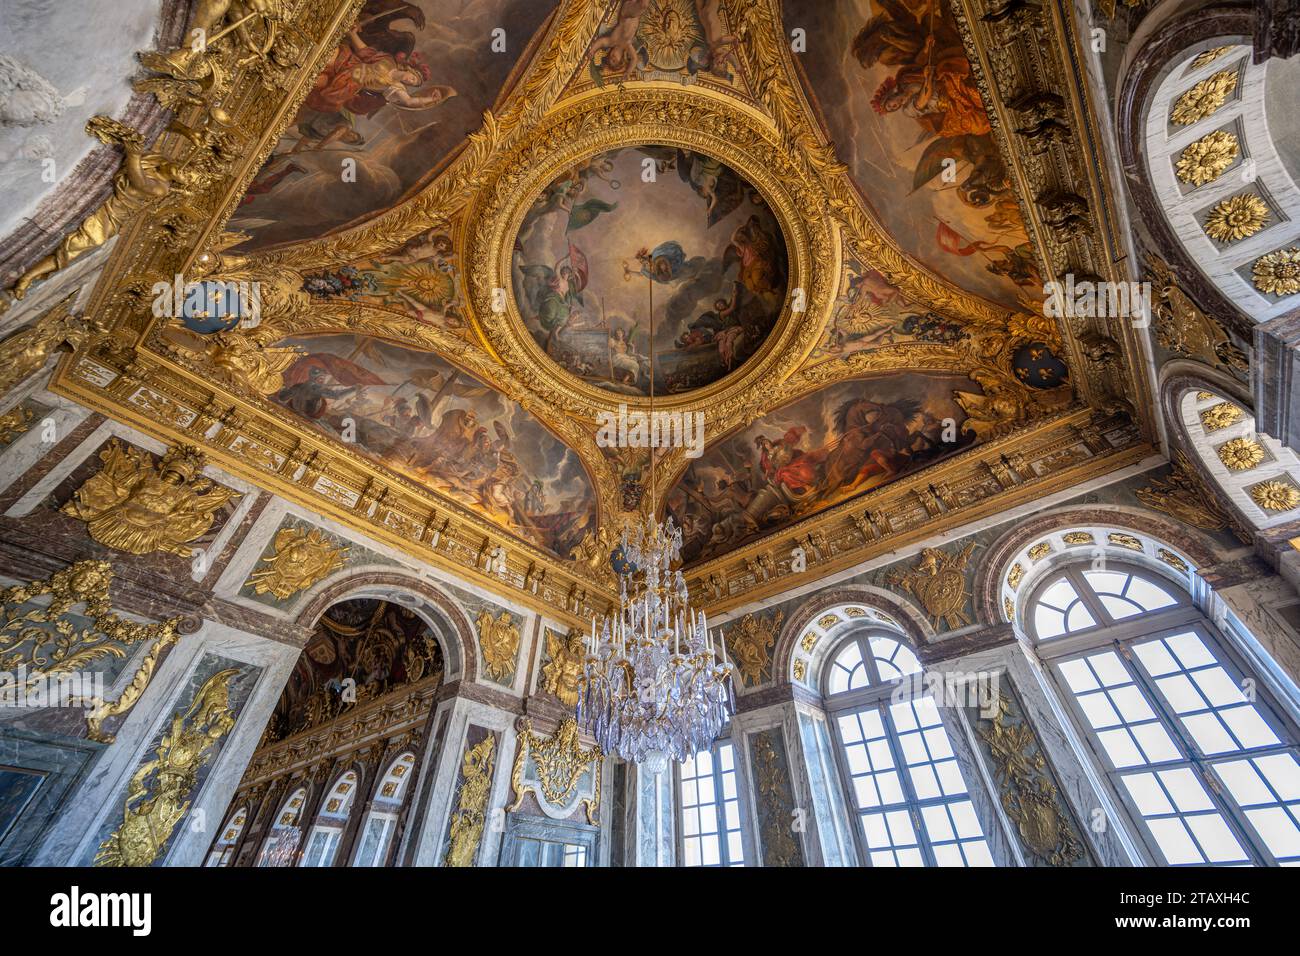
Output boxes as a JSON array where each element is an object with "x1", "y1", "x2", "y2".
[{"x1": 27, "y1": 0, "x2": 1156, "y2": 627}]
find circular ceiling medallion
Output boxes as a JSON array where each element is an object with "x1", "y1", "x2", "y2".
[{"x1": 510, "y1": 145, "x2": 789, "y2": 396}]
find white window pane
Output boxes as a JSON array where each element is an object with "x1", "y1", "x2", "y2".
[
  {"x1": 1132, "y1": 640, "x2": 1180, "y2": 677},
  {"x1": 696, "y1": 749, "x2": 714, "y2": 775},
  {"x1": 830, "y1": 668, "x2": 851, "y2": 695},
  {"x1": 936, "y1": 760, "x2": 968, "y2": 796},
  {"x1": 1165, "y1": 632, "x2": 1216, "y2": 669},
  {"x1": 861, "y1": 813, "x2": 890, "y2": 848},
  {"x1": 1257, "y1": 753, "x2": 1300, "y2": 800},
  {"x1": 1180, "y1": 712, "x2": 1238, "y2": 755},
  {"x1": 893, "y1": 645, "x2": 921, "y2": 676},
  {"x1": 923, "y1": 726, "x2": 953, "y2": 759},
  {"x1": 1185, "y1": 813, "x2": 1249, "y2": 863},
  {"x1": 1245, "y1": 807, "x2": 1300, "y2": 858},
  {"x1": 870, "y1": 849, "x2": 897, "y2": 866},
  {"x1": 884, "y1": 809, "x2": 916, "y2": 844},
  {"x1": 963, "y1": 840, "x2": 995, "y2": 867},
  {"x1": 921, "y1": 804, "x2": 955, "y2": 842},
  {"x1": 1191, "y1": 668, "x2": 1247, "y2": 708},
  {"x1": 1146, "y1": 817, "x2": 1204, "y2": 865},
  {"x1": 1097, "y1": 728, "x2": 1145, "y2": 768},
  {"x1": 1131, "y1": 722, "x2": 1181, "y2": 764},
  {"x1": 1155, "y1": 675, "x2": 1205, "y2": 714},
  {"x1": 949, "y1": 800, "x2": 983, "y2": 839},
  {"x1": 1219, "y1": 706, "x2": 1280, "y2": 750},
  {"x1": 1078, "y1": 692, "x2": 1121, "y2": 729},
  {"x1": 1124, "y1": 577, "x2": 1177, "y2": 612},
  {"x1": 700, "y1": 836, "x2": 720, "y2": 866},
  {"x1": 1123, "y1": 773, "x2": 1174, "y2": 817},
  {"x1": 932, "y1": 842, "x2": 964, "y2": 866},
  {"x1": 909, "y1": 763, "x2": 941, "y2": 800},
  {"x1": 1066, "y1": 603, "x2": 1097, "y2": 631},
  {"x1": 1059, "y1": 658, "x2": 1099, "y2": 693},
  {"x1": 722, "y1": 773, "x2": 737, "y2": 800},
  {"x1": 1158, "y1": 768, "x2": 1214, "y2": 813},
  {"x1": 1084, "y1": 570, "x2": 1129, "y2": 595},
  {"x1": 853, "y1": 776, "x2": 880, "y2": 809},
  {"x1": 860, "y1": 709, "x2": 886, "y2": 738},
  {"x1": 889, "y1": 701, "x2": 919, "y2": 732},
  {"x1": 838, "y1": 713, "x2": 863, "y2": 744},
  {"x1": 877, "y1": 771, "x2": 905, "y2": 805},
  {"x1": 895, "y1": 847, "x2": 925, "y2": 866},
  {"x1": 681, "y1": 780, "x2": 697, "y2": 806},
  {"x1": 867, "y1": 737, "x2": 894, "y2": 768},
  {"x1": 683, "y1": 836, "x2": 701, "y2": 865},
  {"x1": 913, "y1": 696, "x2": 942, "y2": 727},
  {"x1": 1110, "y1": 685, "x2": 1156, "y2": 722},
  {"x1": 719, "y1": 744, "x2": 734, "y2": 771},
  {"x1": 845, "y1": 743, "x2": 871, "y2": 775},
  {"x1": 898, "y1": 730, "x2": 928, "y2": 764},
  {"x1": 1101, "y1": 595, "x2": 1141, "y2": 620},
  {"x1": 724, "y1": 800, "x2": 739, "y2": 829},
  {"x1": 1215, "y1": 759, "x2": 1273, "y2": 806},
  {"x1": 682, "y1": 808, "x2": 699, "y2": 836},
  {"x1": 1035, "y1": 605, "x2": 1067, "y2": 639},
  {"x1": 727, "y1": 832, "x2": 744, "y2": 863},
  {"x1": 1089, "y1": 652, "x2": 1131, "y2": 688},
  {"x1": 1041, "y1": 579, "x2": 1081, "y2": 607}
]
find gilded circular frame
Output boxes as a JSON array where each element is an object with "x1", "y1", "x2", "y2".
[{"x1": 464, "y1": 85, "x2": 838, "y2": 415}]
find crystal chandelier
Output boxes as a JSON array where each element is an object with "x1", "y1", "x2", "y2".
[
  {"x1": 576, "y1": 267, "x2": 735, "y2": 769},
  {"x1": 577, "y1": 514, "x2": 734, "y2": 767}
]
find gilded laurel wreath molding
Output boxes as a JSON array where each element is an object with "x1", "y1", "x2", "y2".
[
  {"x1": 507, "y1": 717, "x2": 602, "y2": 825},
  {"x1": 95, "y1": 667, "x2": 240, "y2": 866},
  {"x1": 0, "y1": 560, "x2": 184, "y2": 744}
]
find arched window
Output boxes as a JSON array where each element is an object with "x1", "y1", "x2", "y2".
[
  {"x1": 256, "y1": 787, "x2": 306, "y2": 867},
  {"x1": 352, "y1": 752, "x2": 415, "y2": 867},
  {"x1": 1029, "y1": 561, "x2": 1300, "y2": 866},
  {"x1": 205, "y1": 806, "x2": 247, "y2": 867},
  {"x1": 823, "y1": 630, "x2": 993, "y2": 867},
  {"x1": 301, "y1": 771, "x2": 358, "y2": 868}
]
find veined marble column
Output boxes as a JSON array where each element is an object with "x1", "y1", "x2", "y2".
[{"x1": 620, "y1": 759, "x2": 676, "y2": 866}]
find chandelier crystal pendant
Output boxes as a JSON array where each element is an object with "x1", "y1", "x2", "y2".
[{"x1": 577, "y1": 513, "x2": 735, "y2": 768}]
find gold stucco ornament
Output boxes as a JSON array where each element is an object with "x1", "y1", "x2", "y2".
[
  {"x1": 1252, "y1": 247, "x2": 1300, "y2": 296},
  {"x1": 444, "y1": 734, "x2": 495, "y2": 867},
  {"x1": 1203, "y1": 193, "x2": 1269, "y2": 243},
  {"x1": 888, "y1": 543, "x2": 976, "y2": 629},
  {"x1": 726, "y1": 610, "x2": 784, "y2": 687},
  {"x1": 1218, "y1": 437, "x2": 1265, "y2": 471},
  {"x1": 94, "y1": 667, "x2": 240, "y2": 866},
  {"x1": 508, "y1": 717, "x2": 601, "y2": 823},
  {"x1": 61, "y1": 440, "x2": 239, "y2": 556},
  {"x1": 245, "y1": 526, "x2": 348, "y2": 600},
  {"x1": 539, "y1": 628, "x2": 586, "y2": 707},
  {"x1": 1200, "y1": 402, "x2": 1243, "y2": 432},
  {"x1": 1175, "y1": 130, "x2": 1239, "y2": 186},
  {"x1": 475, "y1": 609, "x2": 520, "y2": 683},
  {"x1": 1250, "y1": 480, "x2": 1300, "y2": 512},
  {"x1": 1171, "y1": 70, "x2": 1238, "y2": 125}
]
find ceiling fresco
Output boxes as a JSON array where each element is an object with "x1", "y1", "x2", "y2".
[
  {"x1": 667, "y1": 371, "x2": 982, "y2": 563},
  {"x1": 229, "y1": 0, "x2": 560, "y2": 250},
  {"x1": 782, "y1": 0, "x2": 1040, "y2": 313},
  {"x1": 30, "y1": 0, "x2": 1152, "y2": 624},
  {"x1": 512, "y1": 145, "x2": 788, "y2": 396},
  {"x1": 271, "y1": 333, "x2": 597, "y2": 560}
]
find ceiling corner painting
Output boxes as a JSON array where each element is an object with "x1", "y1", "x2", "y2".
[
  {"x1": 229, "y1": 0, "x2": 559, "y2": 250},
  {"x1": 512, "y1": 145, "x2": 788, "y2": 396},
  {"x1": 782, "y1": 0, "x2": 1040, "y2": 312},
  {"x1": 667, "y1": 371, "x2": 984, "y2": 564},
  {"x1": 270, "y1": 333, "x2": 596, "y2": 560},
  {"x1": 577, "y1": 0, "x2": 746, "y2": 92}
]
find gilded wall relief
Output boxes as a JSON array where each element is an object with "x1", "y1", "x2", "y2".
[
  {"x1": 724, "y1": 609, "x2": 784, "y2": 687},
  {"x1": 667, "y1": 371, "x2": 981, "y2": 563},
  {"x1": 229, "y1": 0, "x2": 560, "y2": 250},
  {"x1": 93, "y1": 657, "x2": 258, "y2": 866},
  {"x1": 269, "y1": 333, "x2": 597, "y2": 560},
  {"x1": 444, "y1": 728, "x2": 496, "y2": 867},
  {"x1": 507, "y1": 717, "x2": 601, "y2": 823},
  {"x1": 264, "y1": 598, "x2": 443, "y2": 742},
  {"x1": 750, "y1": 728, "x2": 803, "y2": 866},
  {"x1": 781, "y1": 0, "x2": 1039, "y2": 312},
  {"x1": 970, "y1": 686, "x2": 1089, "y2": 867},
  {"x1": 539, "y1": 627, "x2": 586, "y2": 707},
  {"x1": 512, "y1": 144, "x2": 787, "y2": 396},
  {"x1": 238, "y1": 515, "x2": 396, "y2": 609}
]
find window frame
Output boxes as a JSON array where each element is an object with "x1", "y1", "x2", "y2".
[
  {"x1": 675, "y1": 736, "x2": 746, "y2": 867},
  {"x1": 1029, "y1": 560, "x2": 1300, "y2": 866},
  {"x1": 822, "y1": 628, "x2": 995, "y2": 868}
]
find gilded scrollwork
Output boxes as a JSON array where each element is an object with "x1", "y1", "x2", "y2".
[
  {"x1": 444, "y1": 733, "x2": 495, "y2": 867},
  {"x1": 507, "y1": 717, "x2": 602, "y2": 825},
  {"x1": 0, "y1": 560, "x2": 184, "y2": 744}
]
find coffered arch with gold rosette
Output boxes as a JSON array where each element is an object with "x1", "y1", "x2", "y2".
[{"x1": 37, "y1": 0, "x2": 1151, "y2": 629}]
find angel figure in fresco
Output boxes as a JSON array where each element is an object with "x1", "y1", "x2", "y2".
[
  {"x1": 290, "y1": 18, "x2": 455, "y2": 154},
  {"x1": 61, "y1": 440, "x2": 238, "y2": 557},
  {"x1": 518, "y1": 245, "x2": 590, "y2": 351},
  {"x1": 623, "y1": 241, "x2": 705, "y2": 285},
  {"x1": 590, "y1": 0, "x2": 652, "y2": 82}
]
